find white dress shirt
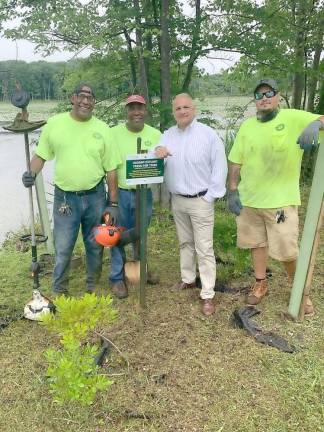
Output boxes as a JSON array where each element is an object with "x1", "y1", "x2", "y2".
[{"x1": 158, "y1": 119, "x2": 228, "y2": 202}]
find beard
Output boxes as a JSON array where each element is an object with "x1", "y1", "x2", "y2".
[{"x1": 256, "y1": 108, "x2": 279, "y2": 122}]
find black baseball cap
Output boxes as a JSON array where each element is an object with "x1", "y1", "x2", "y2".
[{"x1": 254, "y1": 78, "x2": 279, "y2": 93}]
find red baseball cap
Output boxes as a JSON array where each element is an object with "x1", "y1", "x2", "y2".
[{"x1": 125, "y1": 95, "x2": 146, "y2": 105}]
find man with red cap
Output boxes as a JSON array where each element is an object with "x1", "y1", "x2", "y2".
[{"x1": 108, "y1": 95, "x2": 161, "y2": 298}]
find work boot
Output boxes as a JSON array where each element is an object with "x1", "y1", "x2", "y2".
[
  {"x1": 304, "y1": 296, "x2": 314, "y2": 316},
  {"x1": 111, "y1": 281, "x2": 128, "y2": 299},
  {"x1": 247, "y1": 279, "x2": 268, "y2": 305}
]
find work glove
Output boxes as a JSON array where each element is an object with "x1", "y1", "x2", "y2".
[
  {"x1": 297, "y1": 120, "x2": 322, "y2": 151},
  {"x1": 102, "y1": 202, "x2": 119, "y2": 226},
  {"x1": 22, "y1": 171, "x2": 36, "y2": 188},
  {"x1": 228, "y1": 189, "x2": 243, "y2": 216}
]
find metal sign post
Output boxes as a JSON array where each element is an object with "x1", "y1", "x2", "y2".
[{"x1": 126, "y1": 138, "x2": 164, "y2": 309}]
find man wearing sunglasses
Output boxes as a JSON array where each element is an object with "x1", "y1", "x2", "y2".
[
  {"x1": 227, "y1": 78, "x2": 324, "y2": 315},
  {"x1": 22, "y1": 83, "x2": 121, "y2": 296}
]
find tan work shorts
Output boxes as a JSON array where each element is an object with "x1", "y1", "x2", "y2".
[{"x1": 236, "y1": 206, "x2": 299, "y2": 261}]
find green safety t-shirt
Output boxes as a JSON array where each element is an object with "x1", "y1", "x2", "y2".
[
  {"x1": 228, "y1": 109, "x2": 320, "y2": 208},
  {"x1": 110, "y1": 123, "x2": 161, "y2": 189},
  {"x1": 36, "y1": 112, "x2": 121, "y2": 191}
]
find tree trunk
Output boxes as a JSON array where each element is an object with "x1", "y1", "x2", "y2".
[
  {"x1": 160, "y1": 0, "x2": 172, "y2": 131},
  {"x1": 291, "y1": 1, "x2": 306, "y2": 109},
  {"x1": 133, "y1": 0, "x2": 149, "y2": 104},
  {"x1": 316, "y1": 67, "x2": 324, "y2": 114},
  {"x1": 181, "y1": 0, "x2": 201, "y2": 93},
  {"x1": 306, "y1": 24, "x2": 323, "y2": 112},
  {"x1": 123, "y1": 29, "x2": 137, "y2": 90}
]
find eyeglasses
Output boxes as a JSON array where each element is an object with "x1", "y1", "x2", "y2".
[
  {"x1": 254, "y1": 90, "x2": 277, "y2": 100},
  {"x1": 76, "y1": 93, "x2": 95, "y2": 103}
]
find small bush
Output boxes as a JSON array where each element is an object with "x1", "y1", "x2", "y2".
[{"x1": 42, "y1": 293, "x2": 117, "y2": 405}]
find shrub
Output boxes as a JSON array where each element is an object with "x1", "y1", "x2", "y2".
[{"x1": 42, "y1": 293, "x2": 117, "y2": 405}]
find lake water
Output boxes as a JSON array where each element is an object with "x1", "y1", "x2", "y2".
[{"x1": 0, "y1": 123, "x2": 54, "y2": 245}]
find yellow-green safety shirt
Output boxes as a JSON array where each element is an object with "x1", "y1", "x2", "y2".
[
  {"x1": 228, "y1": 109, "x2": 321, "y2": 208},
  {"x1": 110, "y1": 123, "x2": 161, "y2": 189},
  {"x1": 36, "y1": 112, "x2": 121, "y2": 191}
]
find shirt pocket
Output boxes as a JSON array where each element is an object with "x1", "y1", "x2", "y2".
[
  {"x1": 271, "y1": 130, "x2": 288, "y2": 152},
  {"x1": 84, "y1": 132, "x2": 105, "y2": 159}
]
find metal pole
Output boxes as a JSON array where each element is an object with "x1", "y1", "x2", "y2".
[
  {"x1": 139, "y1": 184, "x2": 148, "y2": 308},
  {"x1": 35, "y1": 171, "x2": 54, "y2": 254},
  {"x1": 24, "y1": 130, "x2": 39, "y2": 289},
  {"x1": 135, "y1": 137, "x2": 141, "y2": 261},
  {"x1": 288, "y1": 140, "x2": 324, "y2": 318}
]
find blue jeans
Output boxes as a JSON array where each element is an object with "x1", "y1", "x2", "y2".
[
  {"x1": 53, "y1": 182, "x2": 106, "y2": 294},
  {"x1": 110, "y1": 188, "x2": 153, "y2": 283}
]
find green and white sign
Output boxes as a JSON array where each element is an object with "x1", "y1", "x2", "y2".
[{"x1": 126, "y1": 154, "x2": 164, "y2": 186}]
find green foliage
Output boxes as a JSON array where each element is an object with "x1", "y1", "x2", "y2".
[
  {"x1": 0, "y1": 60, "x2": 67, "y2": 101},
  {"x1": 214, "y1": 204, "x2": 250, "y2": 282},
  {"x1": 198, "y1": 109, "x2": 223, "y2": 130},
  {"x1": 42, "y1": 294, "x2": 117, "y2": 405},
  {"x1": 45, "y1": 338, "x2": 112, "y2": 405},
  {"x1": 41, "y1": 293, "x2": 117, "y2": 341}
]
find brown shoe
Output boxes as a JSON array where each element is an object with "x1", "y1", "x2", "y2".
[
  {"x1": 247, "y1": 280, "x2": 268, "y2": 305},
  {"x1": 111, "y1": 281, "x2": 128, "y2": 299},
  {"x1": 147, "y1": 271, "x2": 160, "y2": 285},
  {"x1": 304, "y1": 297, "x2": 314, "y2": 316},
  {"x1": 170, "y1": 280, "x2": 196, "y2": 291},
  {"x1": 201, "y1": 299, "x2": 215, "y2": 316}
]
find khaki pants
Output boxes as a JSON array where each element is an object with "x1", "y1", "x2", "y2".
[{"x1": 171, "y1": 194, "x2": 216, "y2": 299}]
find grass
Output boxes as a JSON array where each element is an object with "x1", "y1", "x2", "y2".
[
  {"x1": 196, "y1": 95, "x2": 254, "y2": 119},
  {"x1": 0, "y1": 195, "x2": 323, "y2": 432},
  {"x1": 0, "y1": 100, "x2": 58, "y2": 122},
  {"x1": 0, "y1": 95, "x2": 253, "y2": 124}
]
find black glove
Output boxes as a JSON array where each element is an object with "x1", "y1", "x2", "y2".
[
  {"x1": 228, "y1": 189, "x2": 243, "y2": 216},
  {"x1": 103, "y1": 202, "x2": 119, "y2": 226},
  {"x1": 22, "y1": 171, "x2": 36, "y2": 188},
  {"x1": 297, "y1": 120, "x2": 322, "y2": 151}
]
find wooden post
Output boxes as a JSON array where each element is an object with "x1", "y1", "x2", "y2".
[
  {"x1": 288, "y1": 138, "x2": 324, "y2": 319},
  {"x1": 298, "y1": 201, "x2": 323, "y2": 320}
]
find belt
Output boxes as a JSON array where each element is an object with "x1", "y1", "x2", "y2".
[
  {"x1": 177, "y1": 190, "x2": 207, "y2": 198},
  {"x1": 119, "y1": 187, "x2": 136, "y2": 192},
  {"x1": 55, "y1": 181, "x2": 103, "y2": 196},
  {"x1": 119, "y1": 187, "x2": 151, "y2": 192}
]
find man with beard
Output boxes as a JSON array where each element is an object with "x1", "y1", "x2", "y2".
[
  {"x1": 228, "y1": 78, "x2": 324, "y2": 315},
  {"x1": 22, "y1": 83, "x2": 120, "y2": 296},
  {"x1": 109, "y1": 95, "x2": 161, "y2": 299}
]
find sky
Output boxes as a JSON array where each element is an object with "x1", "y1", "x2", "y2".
[{"x1": 0, "y1": 37, "x2": 239, "y2": 74}]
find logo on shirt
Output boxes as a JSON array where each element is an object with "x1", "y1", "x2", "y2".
[
  {"x1": 93, "y1": 132, "x2": 103, "y2": 139},
  {"x1": 275, "y1": 124, "x2": 285, "y2": 131},
  {"x1": 143, "y1": 140, "x2": 152, "y2": 148}
]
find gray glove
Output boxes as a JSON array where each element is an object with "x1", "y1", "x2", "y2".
[
  {"x1": 102, "y1": 202, "x2": 120, "y2": 226},
  {"x1": 228, "y1": 189, "x2": 243, "y2": 216},
  {"x1": 297, "y1": 120, "x2": 322, "y2": 151},
  {"x1": 22, "y1": 171, "x2": 36, "y2": 188}
]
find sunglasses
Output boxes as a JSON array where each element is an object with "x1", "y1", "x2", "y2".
[
  {"x1": 254, "y1": 90, "x2": 277, "y2": 100},
  {"x1": 76, "y1": 93, "x2": 95, "y2": 103}
]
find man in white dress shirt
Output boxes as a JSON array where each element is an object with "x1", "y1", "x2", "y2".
[{"x1": 155, "y1": 93, "x2": 228, "y2": 316}]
